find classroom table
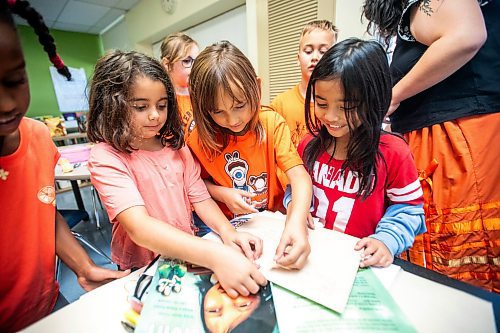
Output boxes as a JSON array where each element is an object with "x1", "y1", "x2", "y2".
[
  {"x1": 22, "y1": 255, "x2": 498, "y2": 332},
  {"x1": 52, "y1": 132, "x2": 88, "y2": 146},
  {"x1": 54, "y1": 143, "x2": 92, "y2": 211}
]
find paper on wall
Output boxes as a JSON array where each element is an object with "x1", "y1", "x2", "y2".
[{"x1": 49, "y1": 66, "x2": 89, "y2": 112}]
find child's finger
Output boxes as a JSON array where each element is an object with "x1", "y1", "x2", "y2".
[
  {"x1": 237, "y1": 190, "x2": 256, "y2": 198},
  {"x1": 354, "y1": 238, "x2": 370, "y2": 250},
  {"x1": 306, "y1": 214, "x2": 315, "y2": 230},
  {"x1": 250, "y1": 238, "x2": 263, "y2": 259},
  {"x1": 251, "y1": 270, "x2": 268, "y2": 287},
  {"x1": 275, "y1": 244, "x2": 300, "y2": 267},
  {"x1": 238, "y1": 240, "x2": 256, "y2": 261}
]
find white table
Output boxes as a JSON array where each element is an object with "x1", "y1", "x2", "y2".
[{"x1": 22, "y1": 259, "x2": 498, "y2": 333}]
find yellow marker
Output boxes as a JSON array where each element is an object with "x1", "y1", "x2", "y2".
[{"x1": 123, "y1": 308, "x2": 140, "y2": 326}]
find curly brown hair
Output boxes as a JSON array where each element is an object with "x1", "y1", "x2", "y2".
[{"x1": 87, "y1": 50, "x2": 183, "y2": 153}]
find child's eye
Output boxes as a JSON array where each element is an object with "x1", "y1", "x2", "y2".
[
  {"x1": 316, "y1": 103, "x2": 328, "y2": 109},
  {"x1": 4, "y1": 77, "x2": 27, "y2": 88},
  {"x1": 211, "y1": 110, "x2": 222, "y2": 115},
  {"x1": 132, "y1": 104, "x2": 147, "y2": 111},
  {"x1": 234, "y1": 103, "x2": 246, "y2": 109},
  {"x1": 236, "y1": 301, "x2": 251, "y2": 309},
  {"x1": 157, "y1": 103, "x2": 167, "y2": 110}
]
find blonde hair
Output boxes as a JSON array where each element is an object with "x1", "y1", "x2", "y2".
[
  {"x1": 189, "y1": 41, "x2": 264, "y2": 159},
  {"x1": 300, "y1": 19, "x2": 338, "y2": 43},
  {"x1": 160, "y1": 32, "x2": 198, "y2": 69}
]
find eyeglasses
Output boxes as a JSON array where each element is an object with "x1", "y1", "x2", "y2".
[{"x1": 180, "y1": 56, "x2": 195, "y2": 68}]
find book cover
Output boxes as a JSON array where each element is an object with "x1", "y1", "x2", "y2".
[{"x1": 135, "y1": 257, "x2": 279, "y2": 333}]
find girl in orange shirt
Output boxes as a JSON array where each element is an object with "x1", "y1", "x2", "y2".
[
  {"x1": 187, "y1": 41, "x2": 312, "y2": 269},
  {"x1": 160, "y1": 32, "x2": 199, "y2": 137}
]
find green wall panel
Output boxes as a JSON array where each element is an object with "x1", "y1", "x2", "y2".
[{"x1": 17, "y1": 25, "x2": 102, "y2": 117}]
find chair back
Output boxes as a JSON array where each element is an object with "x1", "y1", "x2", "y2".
[{"x1": 58, "y1": 209, "x2": 90, "y2": 229}]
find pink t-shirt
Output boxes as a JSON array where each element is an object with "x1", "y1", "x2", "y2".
[{"x1": 88, "y1": 143, "x2": 210, "y2": 269}]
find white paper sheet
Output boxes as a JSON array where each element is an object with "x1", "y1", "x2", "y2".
[
  {"x1": 49, "y1": 66, "x2": 89, "y2": 112},
  {"x1": 207, "y1": 211, "x2": 361, "y2": 313}
]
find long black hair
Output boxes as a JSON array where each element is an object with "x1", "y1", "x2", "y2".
[
  {"x1": 361, "y1": 0, "x2": 405, "y2": 47},
  {"x1": 304, "y1": 38, "x2": 392, "y2": 199},
  {"x1": 1, "y1": 0, "x2": 71, "y2": 80}
]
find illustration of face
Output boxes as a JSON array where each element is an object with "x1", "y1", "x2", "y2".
[
  {"x1": 224, "y1": 151, "x2": 249, "y2": 189},
  {"x1": 314, "y1": 79, "x2": 360, "y2": 148},
  {"x1": 0, "y1": 22, "x2": 30, "y2": 137},
  {"x1": 210, "y1": 83, "x2": 253, "y2": 135},
  {"x1": 129, "y1": 76, "x2": 168, "y2": 148},
  {"x1": 298, "y1": 29, "x2": 335, "y2": 82},
  {"x1": 167, "y1": 44, "x2": 199, "y2": 91},
  {"x1": 203, "y1": 283, "x2": 260, "y2": 333}
]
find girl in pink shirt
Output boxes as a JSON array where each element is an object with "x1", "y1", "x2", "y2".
[{"x1": 87, "y1": 50, "x2": 267, "y2": 298}]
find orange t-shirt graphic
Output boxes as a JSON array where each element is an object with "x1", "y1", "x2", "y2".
[
  {"x1": 271, "y1": 84, "x2": 314, "y2": 147},
  {"x1": 177, "y1": 94, "x2": 196, "y2": 139},
  {"x1": 187, "y1": 109, "x2": 303, "y2": 218}
]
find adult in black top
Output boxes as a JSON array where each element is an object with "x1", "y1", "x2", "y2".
[{"x1": 363, "y1": 0, "x2": 499, "y2": 292}]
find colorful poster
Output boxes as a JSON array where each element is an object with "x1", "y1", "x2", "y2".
[
  {"x1": 135, "y1": 258, "x2": 279, "y2": 333},
  {"x1": 271, "y1": 268, "x2": 417, "y2": 333}
]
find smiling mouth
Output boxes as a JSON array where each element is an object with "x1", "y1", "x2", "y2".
[
  {"x1": 0, "y1": 114, "x2": 20, "y2": 125},
  {"x1": 327, "y1": 124, "x2": 345, "y2": 129}
]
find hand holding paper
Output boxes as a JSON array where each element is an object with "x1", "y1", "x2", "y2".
[
  {"x1": 274, "y1": 223, "x2": 310, "y2": 269},
  {"x1": 355, "y1": 237, "x2": 394, "y2": 268}
]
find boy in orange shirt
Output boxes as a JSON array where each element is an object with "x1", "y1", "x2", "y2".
[{"x1": 271, "y1": 20, "x2": 337, "y2": 147}]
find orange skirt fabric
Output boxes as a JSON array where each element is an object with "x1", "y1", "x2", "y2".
[{"x1": 402, "y1": 113, "x2": 500, "y2": 292}]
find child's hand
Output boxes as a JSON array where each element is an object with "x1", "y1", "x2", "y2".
[
  {"x1": 355, "y1": 237, "x2": 394, "y2": 268},
  {"x1": 274, "y1": 223, "x2": 310, "y2": 269},
  {"x1": 306, "y1": 213, "x2": 315, "y2": 229},
  {"x1": 77, "y1": 265, "x2": 131, "y2": 291},
  {"x1": 210, "y1": 245, "x2": 267, "y2": 298},
  {"x1": 220, "y1": 187, "x2": 259, "y2": 215},
  {"x1": 221, "y1": 230, "x2": 263, "y2": 261}
]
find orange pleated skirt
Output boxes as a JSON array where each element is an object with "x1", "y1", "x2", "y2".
[{"x1": 401, "y1": 113, "x2": 500, "y2": 292}]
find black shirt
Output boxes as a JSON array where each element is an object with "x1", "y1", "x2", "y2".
[{"x1": 390, "y1": 0, "x2": 500, "y2": 134}]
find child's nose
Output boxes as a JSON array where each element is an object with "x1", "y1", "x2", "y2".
[
  {"x1": 324, "y1": 110, "x2": 340, "y2": 122},
  {"x1": 227, "y1": 113, "x2": 240, "y2": 126},
  {"x1": 311, "y1": 50, "x2": 320, "y2": 60},
  {"x1": 149, "y1": 109, "x2": 160, "y2": 120}
]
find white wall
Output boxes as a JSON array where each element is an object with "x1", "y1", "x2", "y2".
[
  {"x1": 100, "y1": 17, "x2": 133, "y2": 51},
  {"x1": 152, "y1": 6, "x2": 247, "y2": 60},
  {"x1": 334, "y1": 0, "x2": 368, "y2": 40}
]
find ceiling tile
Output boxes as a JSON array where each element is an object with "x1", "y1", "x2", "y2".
[
  {"x1": 52, "y1": 21, "x2": 93, "y2": 33},
  {"x1": 115, "y1": 0, "x2": 140, "y2": 10},
  {"x1": 94, "y1": 8, "x2": 125, "y2": 29},
  {"x1": 78, "y1": 0, "x2": 120, "y2": 7},
  {"x1": 28, "y1": 0, "x2": 68, "y2": 22},
  {"x1": 57, "y1": 0, "x2": 108, "y2": 26},
  {"x1": 87, "y1": 26, "x2": 104, "y2": 34}
]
